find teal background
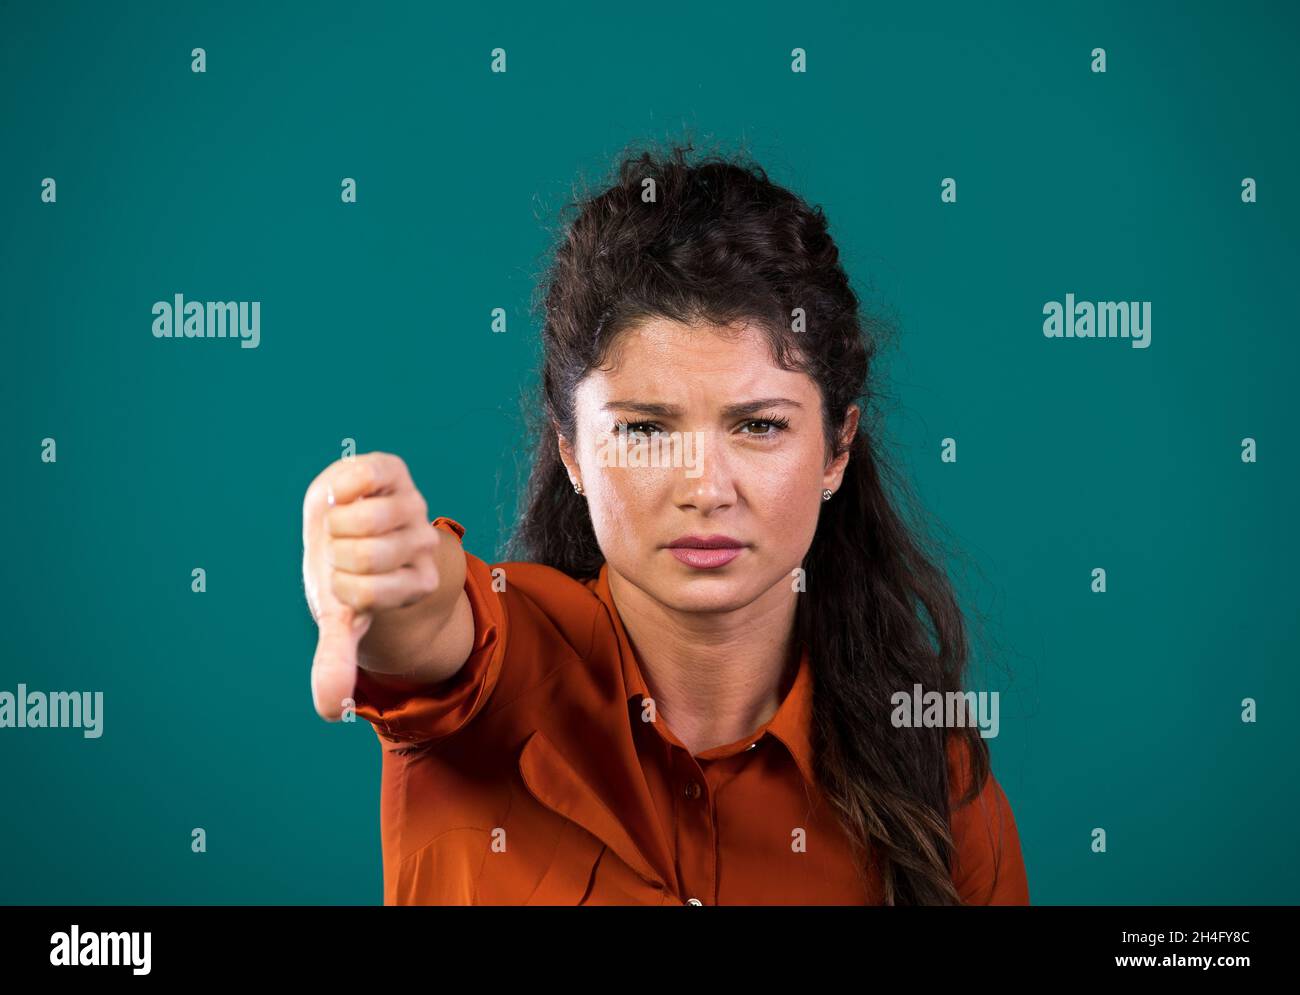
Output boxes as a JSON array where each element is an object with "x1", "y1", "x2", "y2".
[{"x1": 1, "y1": 0, "x2": 1296, "y2": 904}]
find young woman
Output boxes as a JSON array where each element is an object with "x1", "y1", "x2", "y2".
[{"x1": 301, "y1": 141, "x2": 1029, "y2": 905}]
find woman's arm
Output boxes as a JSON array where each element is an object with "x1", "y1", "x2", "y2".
[
  {"x1": 948, "y1": 733, "x2": 1031, "y2": 904},
  {"x1": 302, "y1": 451, "x2": 475, "y2": 719}
]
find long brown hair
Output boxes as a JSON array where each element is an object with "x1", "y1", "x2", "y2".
[{"x1": 505, "y1": 136, "x2": 998, "y2": 904}]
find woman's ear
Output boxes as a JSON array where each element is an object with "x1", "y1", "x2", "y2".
[
  {"x1": 823, "y1": 404, "x2": 861, "y2": 490},
  {"x1": 555, "y1": 423, "x2": 581, "y2": 487},
  {"x1": 840, "y1": 404, "x2": 861, "y2": 449}
]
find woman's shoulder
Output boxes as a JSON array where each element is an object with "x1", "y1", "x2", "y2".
[
  {"x1": 436, "y1": 518, "x2": 600, "y2": 590},
  {"x1": 439, "y1": 514, "x2": 609, "y2": 658},
  {"x1": 944, "y1": 730, "x2": 1030, "y2": 904},
  {"x1": 477, "y1": 557, "x2": 606, "y2": 636}
]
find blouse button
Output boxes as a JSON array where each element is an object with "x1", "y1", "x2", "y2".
[
  {"x1": 684, "y1": 780, "x2": 702, "y2": 800},
  {"x1": 686, "y1": 898, "x2": 703, "y2": 905}
]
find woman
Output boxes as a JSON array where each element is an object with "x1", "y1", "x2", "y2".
[{"x1": 301, "y1": 141, "x2": 1029, "y2": 905}]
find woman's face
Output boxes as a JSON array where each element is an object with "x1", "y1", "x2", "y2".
[{"x1": 558, "y1": 317, "x2": 858, "y2": 613}]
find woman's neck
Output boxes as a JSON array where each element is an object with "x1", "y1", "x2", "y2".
[{"x1": 606, "y1": 566, "x2": 801, "y2": 756}]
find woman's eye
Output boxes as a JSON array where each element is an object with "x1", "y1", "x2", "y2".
[
  {"x1": 739, "y1": 418, "x2": 789, "y2": 437},
  {"x1": 614, "y1": 418, "x2": 788, "y2": 439},
  {"x1": 618, "y1": 421, "x2": 661, "y2": 438}
]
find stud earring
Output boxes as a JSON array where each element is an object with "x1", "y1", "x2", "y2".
[
  {"x1": 822, "y1": 488, "x2": 833, "y2": 501},
  {"x1": 573, "y1": 481, "x2": 584, "y2": 495}
]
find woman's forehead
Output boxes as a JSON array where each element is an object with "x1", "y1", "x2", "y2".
[{"x1": 587, "y1": 318, "x2": 810, "y2": 396}]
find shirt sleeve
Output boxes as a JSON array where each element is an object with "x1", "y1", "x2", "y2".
[
  {"x1": 947, "y1": 733, "x2": 1031, "y2": 905},
  {"x1": 351, "y1": 516, "x2": 507, "y2": 747}
]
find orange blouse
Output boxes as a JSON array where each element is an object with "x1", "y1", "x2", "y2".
[{"x1": 352, "y1": 517, "x2": 1030, "y2": 905}]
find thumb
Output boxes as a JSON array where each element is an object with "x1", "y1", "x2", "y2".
[{"x1": 310, "y1": 608, "x2": 372, "y2": 720}]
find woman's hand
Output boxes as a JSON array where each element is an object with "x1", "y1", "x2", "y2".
[{"x1": 302, "y1": 451, "x2": 470, "y2": 721}]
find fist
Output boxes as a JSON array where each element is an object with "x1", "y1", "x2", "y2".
[{"x1": 302, "y1": 451, "x2": 442, "y2": 720}]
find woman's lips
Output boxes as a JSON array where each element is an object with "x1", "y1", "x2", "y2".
[{"x1": 667, "y1": 546, "x2": 744, "y2": 569}]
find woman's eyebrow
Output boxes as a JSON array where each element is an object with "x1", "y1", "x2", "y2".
[{"x1": 601, "y1": 397, "x2": 803, "y2": 418}]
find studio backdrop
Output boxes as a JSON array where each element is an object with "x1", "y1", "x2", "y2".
[{"x1": 1, "y1": 0, "x2": 1296, "y2": 904}]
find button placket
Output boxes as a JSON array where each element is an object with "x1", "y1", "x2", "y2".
[{"x1": 675, "y1": 752, "x2": 716, "y2": 905}]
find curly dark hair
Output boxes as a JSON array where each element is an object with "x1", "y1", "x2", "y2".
[{"x1": 504, "y1": 135, "x2": 1001, "y2": 904}]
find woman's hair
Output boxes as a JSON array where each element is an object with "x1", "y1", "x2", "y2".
[{"x1": 504, "y1": 137, "x2": 999, "y2": 904}]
